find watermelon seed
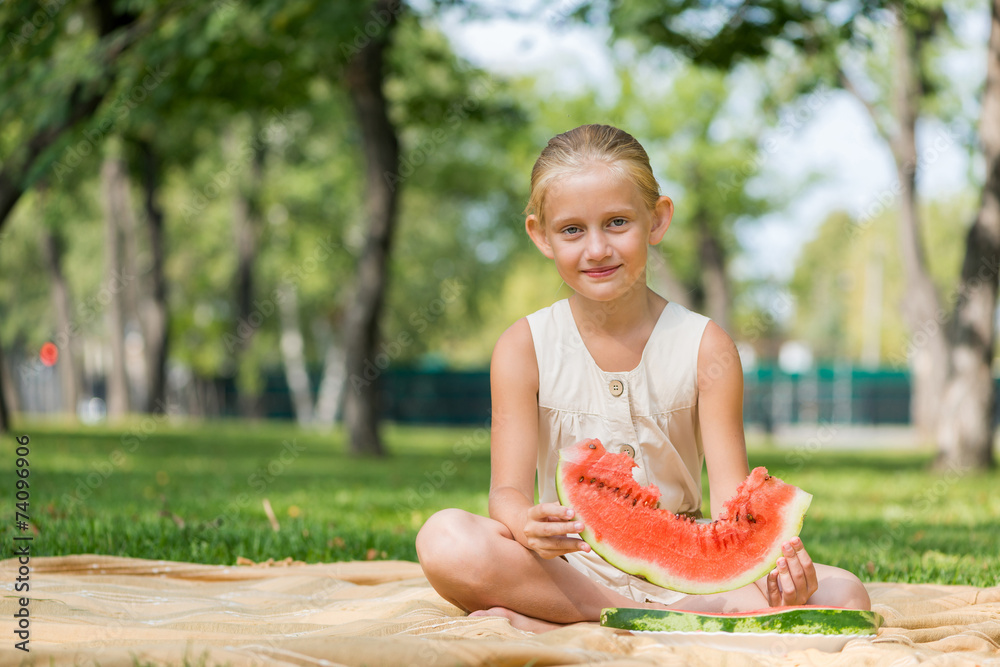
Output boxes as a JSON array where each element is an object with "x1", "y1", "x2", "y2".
[
  {"x1": 746, "y1": 513, "x2": 756, "y2": 523},
  {"x1": 588, "y1": 443, "x2": 597, "y2": 449},
  {"x1": 632, "y1": 499, "x2": 638, "y2": 506},
  {"x1": 590, "y1": 478, "x2": 596, "y2": 484},
  {"x1": 598, "y1": 482, "x2": 604, "y2": 488},
  {"x1": 614, "y1": 487, "x2": 620, "y2": 494},
  {"x1": 578, "y1": 476, "x2": 585, "y2": 483}
]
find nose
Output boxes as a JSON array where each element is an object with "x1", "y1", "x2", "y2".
[{"x1": 583, "y1": 229, "x2": 612, "y2": 262}]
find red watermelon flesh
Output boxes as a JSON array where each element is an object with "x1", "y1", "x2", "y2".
[{"x1": 555, "y1": 438, "x2": 813, "y2": 595}]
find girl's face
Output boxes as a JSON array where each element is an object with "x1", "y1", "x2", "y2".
[{"x1": 526, "y1": 164, "x2": 673, "y2": 303}]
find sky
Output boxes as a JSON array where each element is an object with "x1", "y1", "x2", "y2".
[{"x1": 433, "y1": 2, "x2": 988, "y2": 282}]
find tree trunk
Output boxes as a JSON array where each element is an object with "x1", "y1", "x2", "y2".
[
  {"x1": 842, "y1": 13, "x2": 950, "y2": 441},
  {"x1": 314, "y1": 340, "x2": 347, "y2": 429},
  {"x1": 277, "y1": 283, "x2": 315, "y2": 425},
  {"x1": 342, "y1": 0, "x2": 401, "y2": 457},
  {"x1": 230, "y1": 125, "x2": 267, "y2": 418},
  {"x1": 312, "y1": 314, "x2": 347, "y2": 429},
  {"x1": 100, "y1": 153, "x2": 132, "y2": 418},
  {"x1": 137, "y1": 139, "x2": 170, "y2": 414},
  {"x1": 40, "y1": 227, "x2": 82, "y2": 418},
  {"x1": 934, "y1": 0, "x2": 1000, "y2": 471},
  {"x1": 886, "y1": 15, "x2": 950, "y2": 443},
  {"x1": 696, "y1": 214, "x2": 731, "y2": 333},
  {"x1": 118, "y1": 155, "x2": 148, "y2": 409},
  {"x1": 0, "y1": 342, "x2": 13, "y2": 433}
]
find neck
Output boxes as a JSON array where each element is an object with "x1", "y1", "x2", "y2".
[{"x1": 568, "y1": 284, "x2": 664, "y2": 338}]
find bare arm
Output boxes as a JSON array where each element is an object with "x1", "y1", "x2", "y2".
[
  {"x1": 697, "y1": 321, "x2": 819, "y2": 605},
  {"x1": 697, "y1": 320, "x2": 751, "y2": 520},
  {"x1": 489, "y1": 318, "x2": 590, "y2": 558}
]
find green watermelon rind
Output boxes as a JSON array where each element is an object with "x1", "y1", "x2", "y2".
[
  {"x1": 600, "y1": 607, "x2": 884, "y2": 636},
  {"x1": 555, "y1": 447, "x2": 813, "y2": 594}
]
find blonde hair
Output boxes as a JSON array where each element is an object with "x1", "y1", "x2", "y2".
[{"x1": 525, "y1": 124, "x2": 660, "y2": 226}]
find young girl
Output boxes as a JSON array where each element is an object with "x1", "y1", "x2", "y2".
[{"x1": 416, "y1": 124, "x2": 870, "y2": 633}]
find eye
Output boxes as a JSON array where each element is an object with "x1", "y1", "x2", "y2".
[
  {"x1": 608, "y1": 217, "x2": 628, "y2": 228},
  {"x1": 561, "y1": 225, "x2": 582, "y2": 236}
]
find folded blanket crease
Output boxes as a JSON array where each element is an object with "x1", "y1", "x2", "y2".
[{"x1": 2, "y1": 555, "x2": 997, "y2": 666}]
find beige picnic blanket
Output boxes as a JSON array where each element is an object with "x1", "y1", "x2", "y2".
[{"x1": 1, "y1": 554, "x2": 998, "y2": 666}]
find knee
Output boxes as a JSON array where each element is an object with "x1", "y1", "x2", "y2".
[
  {"x1": 815, "y1": 565, "x2": 872, "y2": 610},
  {"x1": 416, "y1": 508, "x2": 480, "y2": 578},
  {"x1": 843, "y1": 575, "x2": 872, "y2": 611}
]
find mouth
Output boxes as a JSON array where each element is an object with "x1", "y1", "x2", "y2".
[{"x1": 582, "y1": 265, "x2": 621, "y2": 278}]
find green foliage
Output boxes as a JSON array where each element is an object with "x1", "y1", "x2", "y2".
[
  {"x1": 1, "y1": 423, "x2": 996, "y2": 587},
  {"x1": 788, "y1": 193, "x2": 974, "y2": 364},
  {"x1": 0, "y1": 0, "x2": 534, "y2": 385}
]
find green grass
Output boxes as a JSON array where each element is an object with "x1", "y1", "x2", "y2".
[{"x1": 1, "y1": 421, "x2": 997, "y2": 586}]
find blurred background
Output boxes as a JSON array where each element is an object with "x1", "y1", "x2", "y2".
[{"x1": 1, "y1": 0, "x2": 997, "y2": 473}]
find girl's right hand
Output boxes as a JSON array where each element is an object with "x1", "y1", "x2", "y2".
[{"x1": 523, "y1": 503, "x2": 592, "y2": 559}]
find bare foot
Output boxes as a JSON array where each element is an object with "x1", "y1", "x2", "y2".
[{"x1": 468, "y1": 606, "x2": 566, "y2": 633}]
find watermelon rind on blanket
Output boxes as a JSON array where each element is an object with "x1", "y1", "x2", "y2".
[{"x1": 601, "y1": 606, "x2": 884, "y2": 636}]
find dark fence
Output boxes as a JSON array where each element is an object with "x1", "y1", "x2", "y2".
[
  {"x1": 743, "y1": 366, "x2": 912, "y2": 428},
  {"x1": 15, "y1": 357, "x2": 996, "y2": 427},
  {"x1": 265, "y1": 365, "x2": 917, "y2": 426}
]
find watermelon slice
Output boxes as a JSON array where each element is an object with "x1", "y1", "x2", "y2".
[
  {"x1": 555, "y1": 438, "x2": 812, "y2": 594},
  {"x1": 601, "y1": 606, "x2": 883, "y2": 635}
]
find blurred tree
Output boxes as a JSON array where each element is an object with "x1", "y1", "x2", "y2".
[
  {"x1": 600, "y1": 0, "x2": 996, "y2": 469},
  {"x1": 0, "y1": 344, "x2": 11, "y2": 433},
  {"x1": 38, "y1": 188, "x2": 84, "y2": 418},
  {"x1": 790, "y1": 197, "x2": 971, "y2": 363},
  {"x1": 1, "y1": 0, "x2": 528, "y2": 449}
]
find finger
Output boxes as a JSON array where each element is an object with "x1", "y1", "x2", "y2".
[
  {"x1": 531, "y1": 503, "x2": 575, "y2": 521},
  {"x1": 525, "y1": 519, "x2": 583, "y2": 541},
  {"x1": 790, "y1": 538, "x2": 819, "y2": 596},
  {"x1": 766, "y1": 569, "x2": 781, "y2": 607},
  {"x1": 780, "y1": 543, "x2": 810, "y2": 602},
  {"x1": 776, "y1": 557, "x2": 798, "y2": 605},
  {"x1": 531, "y1": 536, "x2": 590, "y2": 558},
  {"x1": 539, "y1": 520, "x2": 584, "y2": 537}
]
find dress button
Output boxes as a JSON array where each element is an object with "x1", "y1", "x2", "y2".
[
  {"x1": 621, "y1": 444, "x2": 635, "y2": 458},
  {"x1": 609, "y1": 379, "x2": 624, "y2": 396}
]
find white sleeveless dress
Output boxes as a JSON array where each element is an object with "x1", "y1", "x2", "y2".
[{"x1": 525, "y1": 298, "x2": 710, "y2": 604}]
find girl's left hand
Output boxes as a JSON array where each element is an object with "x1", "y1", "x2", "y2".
[{"x1": 765, "y1": 537, "x2": 819, "y2": 606}]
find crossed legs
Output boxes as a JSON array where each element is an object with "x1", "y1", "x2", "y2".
[{"x1": 416, "y1": 509, "x2": 870, "y2": 633}]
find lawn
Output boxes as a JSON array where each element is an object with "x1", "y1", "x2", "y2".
[{"x1": 1, "y1": 420, "x2": 997, "y2": 587}]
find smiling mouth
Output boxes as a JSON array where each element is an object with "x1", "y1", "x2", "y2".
[{"x1": 582, "y1": 265, "x2": 620, "y2": 278}]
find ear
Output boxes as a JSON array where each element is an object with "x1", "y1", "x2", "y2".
[
  {"x1": 525, "y1": 214, "x2": 555, "y2": 259},
  {"x1": 648, "y1": 195, "x2": 674, "y2": 245}
]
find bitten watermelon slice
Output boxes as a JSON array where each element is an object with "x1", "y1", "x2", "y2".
[{"x1": 555, "y1": 438, "x2": 812, "y2": 594}]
